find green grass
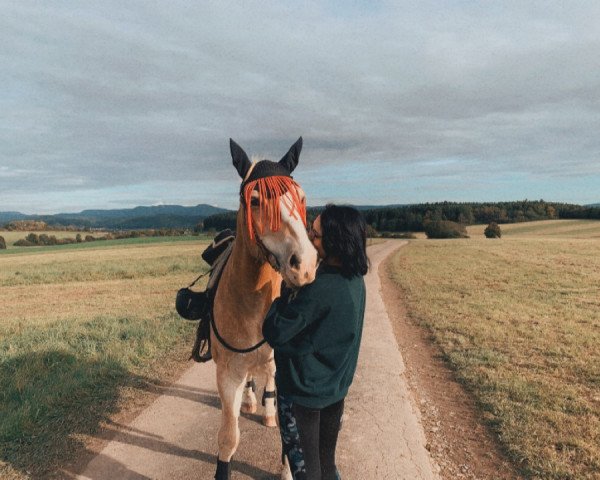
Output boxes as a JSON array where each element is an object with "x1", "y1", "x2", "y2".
[
  {"x1": 389, "y1": 222, "x2": 600, "y2": 479},
  {"x1": 0, "y1": 233, "x2": 212, "y2": 255},
  {"x1": 0, "y1": 239, "x2": 210, "y2": 478}
]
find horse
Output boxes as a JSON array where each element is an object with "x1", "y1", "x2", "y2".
[{"x1": 211, "y1": 137, "x2": 318, "y2": 479}]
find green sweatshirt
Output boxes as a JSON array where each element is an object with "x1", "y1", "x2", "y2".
[{"x1": 262, "y1": 263, "x2": 366, "y2": 409}]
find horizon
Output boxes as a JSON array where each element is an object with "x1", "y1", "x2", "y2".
[
  {"x1": 2, "y1": 2, "x2": 600, "y2": 213},
  {"x1": 3, "y1": 198, "x2": 598, "y2": 218}
]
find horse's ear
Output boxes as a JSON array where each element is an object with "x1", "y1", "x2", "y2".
[
  {"x1": 279, "y1": 137, "x2": 303, "y2": 173},
  {"x1": 230, "y1": 139, "x2": 252, "y2": 179}
]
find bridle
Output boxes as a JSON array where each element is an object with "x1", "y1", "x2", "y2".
[{"x1": 253, "y1": 224, "x2": 281, "y2": 272}]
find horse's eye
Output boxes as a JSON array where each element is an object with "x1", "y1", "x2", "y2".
[{"x1": 250, "y1": 198, "x2": 260, "y2": 207}]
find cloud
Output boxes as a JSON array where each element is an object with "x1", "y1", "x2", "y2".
[{"x1": 1, "y1": 0, "x2": 600, "y2": 212}]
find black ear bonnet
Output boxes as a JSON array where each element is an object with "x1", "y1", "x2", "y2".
[{"x1": 240, "y1": 160, "x2": 292, "y2": 195}]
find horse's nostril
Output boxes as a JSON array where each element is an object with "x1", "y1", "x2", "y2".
[{"x1": 289, "y1": 254, "x2": 300, "y2": 269}]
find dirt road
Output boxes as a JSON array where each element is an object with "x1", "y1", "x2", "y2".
[{"x1": 76, "y1": 240, "x2": 439, "y2": 479}]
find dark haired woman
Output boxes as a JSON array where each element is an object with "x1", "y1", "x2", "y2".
[{"x1": 263, "y1": 204, "x2": 369, "y2": 480}]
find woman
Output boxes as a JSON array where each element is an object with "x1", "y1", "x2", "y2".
[{"x1": 263, "y1": 204, "x2": 369, "y2": 480}]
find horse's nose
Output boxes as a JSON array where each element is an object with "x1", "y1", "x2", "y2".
[
  {"x1": 289, "y1": 253, "x2": 300, "y2": 269},
  {"x1": 287, "y1": 251, "x2": 316, "y2": 285}
]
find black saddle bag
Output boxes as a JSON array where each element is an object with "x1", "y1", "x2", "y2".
[
  {"x1": 175, "y1": 288, "x2": 209, "y2": 321},
  {"x1": 175, "y1": 229, "x2": 235, "y2": 363}
]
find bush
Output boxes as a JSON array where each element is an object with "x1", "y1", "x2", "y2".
[
  {"x1": 484, "y1": 222, "x2": 502, "y2": 238},
  {"x1": 0, "y1": 236, "x2": 6, "y2": 249},
  {"x1": 38, "y1": 234, "x2": 58, "y2": 246},
  {"x1": 26, "y1": 233, "x2": 39, "y2": 244},
  {"x1": 365, "y1": 224, "x2": 378, "y2": 238},
  {"x1": 424, "y1": 220, "x2": 469, "y2": 239},
  {"x1": 14, "y1": 239, "x2": 35, "y2": 247}
]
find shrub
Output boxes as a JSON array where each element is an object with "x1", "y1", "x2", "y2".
[
  {"x1": 365, "y1": 224, "x2": 378, "y2": 238},
  {"x1": 14, "y1": 239, "x2": 35, "y2": 247},
  {"x1": 84, "y1": 235, "x2": 96, "y2": 242},
  {"x1": 38, "y1": 234, "x2": 58, "y2": 246},
  {"x1": 0, "y1": 236, "x2": 6, "y2": 249},
  {"x1": 26, "y1": 233, "x2": 40, "y2": 244},
  {"x1": 424, "y1": 220, "x2": 469, "y2": 239},
  {"x1": 76, "y1": 234, "x2": 82, "y2": 243},
  {"x1": 484, "y1": 222, "x2": 502, "y2": 238}
]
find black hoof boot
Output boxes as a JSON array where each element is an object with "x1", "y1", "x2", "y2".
[{"x1": 215, "y1": 459, "x2": 231, "y2": 480}]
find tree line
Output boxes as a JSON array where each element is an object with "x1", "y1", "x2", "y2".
[{"x1": 202, "y1": 200, "x2": 600, "y2": 233}]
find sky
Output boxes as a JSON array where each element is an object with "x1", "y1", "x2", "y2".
[{"x1": 1, "y1": 1, "x2": 599, "y2": 214}]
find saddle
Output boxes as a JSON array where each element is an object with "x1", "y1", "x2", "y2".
[{"x1": 175, "y1": 229, "x2": 235, "y2": 363}]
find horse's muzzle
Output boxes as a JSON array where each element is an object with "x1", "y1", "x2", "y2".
[{"x1": 282, "y1": 252, "x2": 317, "y2": 287}]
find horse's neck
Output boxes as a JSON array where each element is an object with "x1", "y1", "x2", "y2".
[{"x1": 220, "y1": 216, "x2": 280, "y2": 310}]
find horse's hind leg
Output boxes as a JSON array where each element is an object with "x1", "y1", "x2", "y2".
[
  {"x1": 262, "y1": 357, "x2": 277, "y2": 427},
  {"x1": 215, "y1": 365, "x2": 246, "y2": 480},
  {"x1": 241, "y1": 374, "x2": 257, "y2": 414}
]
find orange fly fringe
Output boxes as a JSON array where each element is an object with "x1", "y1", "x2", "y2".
[{"x1": 243, "y1": 176, "x2": 306, "y2": 241}]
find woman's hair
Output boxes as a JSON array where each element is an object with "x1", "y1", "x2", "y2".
[{"x1": 320, "y1": 204, "x2": 370, "y2": 277}]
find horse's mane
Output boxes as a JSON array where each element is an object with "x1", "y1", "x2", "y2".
[{"x1": 242, "y1": 173, "x2": 306, "y2": 241}]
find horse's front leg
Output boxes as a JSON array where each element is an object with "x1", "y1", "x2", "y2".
[
  {"x1": 262, "y1": 356, "x2": 277, "y2": 427},
  {"x1": 215, "y1": 365, "x2": 246, "y2": 480}
]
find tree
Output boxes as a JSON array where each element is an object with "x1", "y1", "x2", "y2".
[
  {"x1": 424, "y1": 220, "x2": 469, "y2": 239},
  {"x1": 484, "y1": 222, "x2": 502, "y2": 238}
]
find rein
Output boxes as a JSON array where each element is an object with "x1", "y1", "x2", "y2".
[{"x1": 210, "y1": 315, "x2": 267, "y2": 354}]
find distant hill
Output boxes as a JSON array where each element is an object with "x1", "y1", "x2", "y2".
[
  {"x1": 58, "y1": 204, "x2": 226, "y2": 219},
  {"x1": 0, "y1": 204, "x2": 231, "y2": 229},
  {"x1": 0, "y1": 211, "x2": 28, "y2": 223}
]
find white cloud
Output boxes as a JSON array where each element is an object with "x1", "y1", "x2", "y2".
[{"x1": 1, "y1": 0, "x2": 599, "y2": 212}]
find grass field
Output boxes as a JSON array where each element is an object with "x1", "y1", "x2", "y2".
[
  {"x1": 0, "y1": 230, "x2": 210, "y2": 254},
  {"x1": 0, "y1": 230, "x2": 108, "y2": 249},
  {"x1": 0, "y1": 238, "x2": 209, "y2": 478},
  {"x1": 466, "y1": 219, "x2": 600, "y2": 239},
  {"x1": 389, "y1": 220, "x2": 600, "y2": 479}
]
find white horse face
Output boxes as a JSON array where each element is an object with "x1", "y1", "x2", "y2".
[{"x1": 249, "y1": 184, "x2": 318, "y2": 287}]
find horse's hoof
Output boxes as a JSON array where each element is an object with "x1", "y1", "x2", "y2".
[
  {"x1": 263, "y1": 415, "x2": 277, "y2": 427},
  {"x1": 241, "y1": 403, "x2": 257, "y2": 414}
]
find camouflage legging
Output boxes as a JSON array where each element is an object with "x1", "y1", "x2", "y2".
[{"x1": 277, "y1": 394, "x2": 344, "y2": 480}]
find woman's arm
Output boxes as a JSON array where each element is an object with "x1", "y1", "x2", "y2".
[{"x1": 262, "y1": 282, "x2": 329, "y2": 347}]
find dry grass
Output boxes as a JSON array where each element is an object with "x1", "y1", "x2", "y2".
[
  {"x1": 389, "y1": 221, "x2": 600, "y2": 479},
  {"x1": 467, "y1": 219, "x2": 600, "y2": 239},
  {"x1": 0, "y1": 239, "x2": 209, "y2": 478}
]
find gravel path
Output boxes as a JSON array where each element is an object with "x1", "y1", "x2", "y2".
[{"x1": 77, "y1": 240, "x2": 439, "y2": 479}]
